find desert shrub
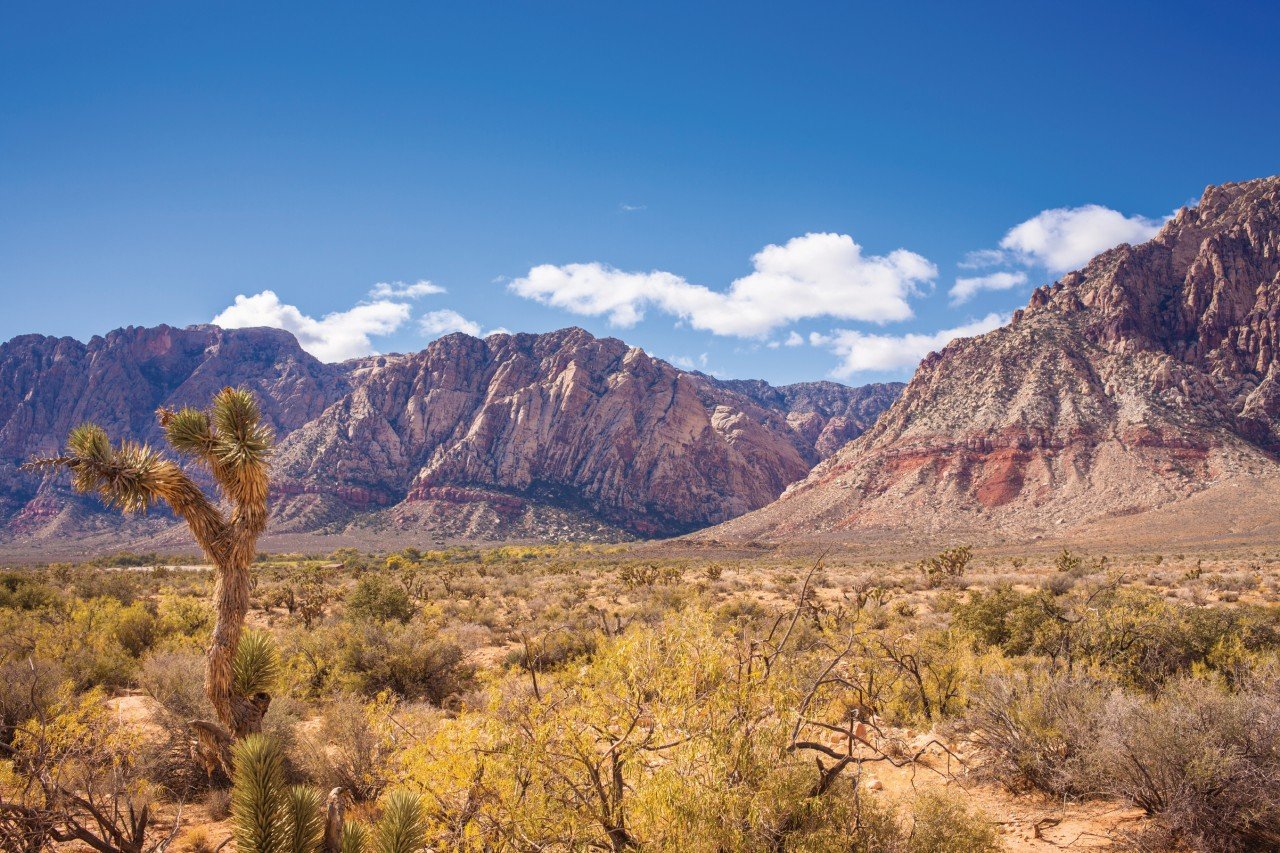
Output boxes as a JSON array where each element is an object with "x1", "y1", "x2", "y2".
[
  {"x1": 155, "y1": 594, "x2": 213, "y2": 642},
  {"x1": 111, "y1": 600, "x2": 158, "y2": 657},
  {"x1": 0, "y1": 655, "x2": 65, "y2": 745},
  {"x1": 918, "y1": 546, "x2": 972, "y2": 587},
  {"x1": 1073, "y1": 592, "x2": 1280, "y2": 689},
  {"x1": 69, "y1": 568, "x2": 145, "y2": 605},
  {"x1": 1094, "y1": 677, "x2": 1280, "y2": 852},
  {"x1": 346, "y1": 574, "x2": 416, "y2": 624},
  {"x1": 42, "y1": 599, "x2": 141, "y2": 689},
  {"x1": 952, "y1": 584, "x2": 1050, "y2": 655},
  {"x1": 0, "y1": 572, "x2": 65, "y2": 612},
  {"x1": 337, "y1": 620, "x2": 473, "y2": 704},
  {"x1": 395, "y1": 606, "x2": 998, "y2": 851},
  {"x1": 4, "y1": 686, "x2": 158, "y2": 851},
  {"x1": 506, "y1": 626, "x2": 598, "y2": 674},
  {"x1": 867, "y1": 626, "x2": 976, "y2": 723},
  {"x1": 1040, "y1": 572, "x2": 1075, "y2": 596},
  {"x1": 961, "y1": 671, "x2": 1106, "y2": 796},
  {"x1": 906, "y1": 790, "x2": 1001, "y2": 853},
  {"x1": 297, "y1": 691, "x2": 400, "y2": 801},
  {"x1": 139, "y1": 648, "x2": 208, "y2": 724}
]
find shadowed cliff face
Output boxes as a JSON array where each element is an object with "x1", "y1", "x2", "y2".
[
  {"x1": 711, "y1": 176, "x2": 1280, "y2": 543},
  {"x1": 0, "y1": 324, "x2": 899, "y2": 543}
]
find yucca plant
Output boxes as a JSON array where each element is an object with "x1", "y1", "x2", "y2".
[
  {"x1": 235, "y1": 629, "x2": 282, "y2": 699},
  {"x1": 232, "y1": 735, "x2": 331, "y2": 853},
  {"x1": 372, "y1": 790, "x2": 427, "y2": 853},
  {"x1": 339, "y1": 820, "x2": 368, "y2": 853},
  {"x1": 232, "y1": 735, "x2": 288, "y2": 853},
  {"x1": 24, "y1": 388, "x2": 275, "y2": 754},
  {"x1": 284, "y1": 786, "x2": 327, "y2": 853},
  {"x1": 231, "y1": 734, "x2": 425, "y2": 853}
]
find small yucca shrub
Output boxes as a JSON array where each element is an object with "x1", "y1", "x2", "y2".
[
  {"x1": 373, "y1": 790, "x2": 426, "y2": 853},
  {"x1": 340, "y1": 819, "x2": 369, "y2": 853},
  {"x1": 234, "y1": 629, "x2": 281, "y2": 698},
  {"x1": 232, "y1": 734, "x2": 287, "y2": 853},
  {"x1": 284, "y1": 785, "x2": 325, "y2": 853}
]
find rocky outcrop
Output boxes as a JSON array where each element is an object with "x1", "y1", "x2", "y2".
[
  {"x1": 0, "y1": 325, "x2": 349, "y2": 536},
  {"x1": 271, "y1": 328, "x2": 893, "y2": 537},
  {"x1": 710, "y1": 379, "x2": 904, "y2": 457},
  {"x1": 711, "y1": 176, "x2": 1280, "y2": 543},
  {"x1": 0, "y1": 325, "x2": 898, "y2": 545}
]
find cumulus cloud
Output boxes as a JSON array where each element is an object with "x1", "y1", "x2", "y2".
[
  {"x1": 998, "y1": 205, "x2": 1165, "y2": 274},
  {"x1": 213, "y1": 290, "x2": 411, "y2": 362},
  {"x1": 508, "y1": 233, "x2": 937, "y2": 337},
  {"x1": 949, "y1": 271, "x2": 1028, "y2": 305},
  {"x1": 419, "y1": 309, "x2": 483, "y2": 338},
  {"x1": 811, "y1": 312, "x2": 1007, "y2": 377},
  {"x1": 785, "y1": 331, "x2": 805, "y2": 347},
  {"x1": 369, "y1": 279, "x2": 445, "y2": 299}
]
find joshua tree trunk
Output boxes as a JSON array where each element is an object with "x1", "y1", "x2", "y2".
[{"x1": 26, "y1": 387, "x2": 275, "y2": 765}]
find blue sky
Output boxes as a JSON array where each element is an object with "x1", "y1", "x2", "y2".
[{"x1": 2, "y1": 2, "x2": 1277, "y2": 385}]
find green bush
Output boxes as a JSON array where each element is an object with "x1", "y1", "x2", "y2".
[
  {"x1": 346, "y1": 574, "x2": 416, "y2": 624},
  {"x1": 907, "y1": 790, "x2": 1001, "y2": 853},
  {"x1": 338, "y1": 621, "x2": 473, "y2": 704}
]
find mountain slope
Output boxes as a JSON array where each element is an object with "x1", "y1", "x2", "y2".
[
  {"x1": 270, "y1": 328, "x2": 897, "y2": 538},
  {"x1": 709, "y1": 176, "x2": 1280, "y2": 544},
  {"x1": 0, "y1": 324, "x2": 349, "y2": 539},
  {"x1": 0, "y1": 325, "x2": 899, "y2": 547}
]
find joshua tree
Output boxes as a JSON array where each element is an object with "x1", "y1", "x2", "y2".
[{"x1": 24, "y1": 387, "x2": 274, "y2": 762}]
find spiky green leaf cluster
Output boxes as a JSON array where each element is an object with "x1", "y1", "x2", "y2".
[
  {"x1": 373, "y1": 790, "x2": 427, "y2": 853},
  {"x1": 340, "y1": 820, "x2": 369, "y2": 853},
  {"x1": 211, "y1": 387, "x2": 274, "y2": 469},
  {"x1": 232, "y1": 734, "x2": 288, "y2": 853},
  {"x1": 284, "y1": 786, "x2": 325, "y2": 853},
  {"x1": 67, "y1": 423, "x2": 112, "y2": 462},
  {"x1": 233, "y1": 629, "x2": 281, "y2": 698},
  {"x1": 161, "y1": 384, "x2": 273, "y2": 484},
  {"x1": 161, "y1": 406, "x2": 215, "y2": 456},
  {"x1": 26, "y1": 423, "x2": 177, "y2": 514}
]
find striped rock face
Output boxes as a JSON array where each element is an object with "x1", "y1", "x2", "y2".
[{"x1": 708, "y1": 176, "x2": 1280, "y2": 546}]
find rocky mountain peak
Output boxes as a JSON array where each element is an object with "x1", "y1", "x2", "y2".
[
  {"x1": 708, "y1": 176, "x2": 1280, "y2": 544},
  {"x1": 0, "y1": 324, "x2": 900, "y2": 550}
]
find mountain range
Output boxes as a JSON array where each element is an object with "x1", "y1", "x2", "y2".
[
  {"x1": 0, "y1": 323, "x2": 899, "y2": 551},
  {"x1": 5, "y1": 175, "x2": 1279, "y2": 555}
]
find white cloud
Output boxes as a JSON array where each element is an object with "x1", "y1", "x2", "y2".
[
  {"x1": 949, "y1": 271, "x2": 1028, "y2": 305},
  {"x1": 812, "y1": 312, "x2": 1008, "y2": 377},
  {"x1": 667, "y1": 352, "x2": 710, "y2": 371},
  {"x1": 785, "y1": 331, "x2": 804, "y2": 347},
  {"x1": 619, "y1": 203, "x2": 647, "y2": 212},
  {"x1": 213, "y1": 290, "x2": 411, "y2": 362},
  {"x1": 419, "y1": 309, "x2": 483, "y2": 339},
  {"x1": 999, "y1": 205, "x2": 1164, "y2": 274},
  {"x1": 668, "y1": 354, "x2": 697, "y2": 370},
  {"x1": 370, "y1": 280, "x2": 445, "y2": 299},
  {"x1": 507, "y1": 232, "x2": 937, "y2": 337},
  {"x1": 958, "y1": 248, "x2": 1008, "y2": 269}
]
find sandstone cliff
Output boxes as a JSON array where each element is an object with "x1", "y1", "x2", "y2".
[
  {"x1": 710, "y1": 176, "x2": 1280, "y2": 544},
  {"x1": 0, "y1": 325, "x2": 897, "y2": 546},
  {"x1": 270, "y1": 328, "x2": 895, "y2": 537}
]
